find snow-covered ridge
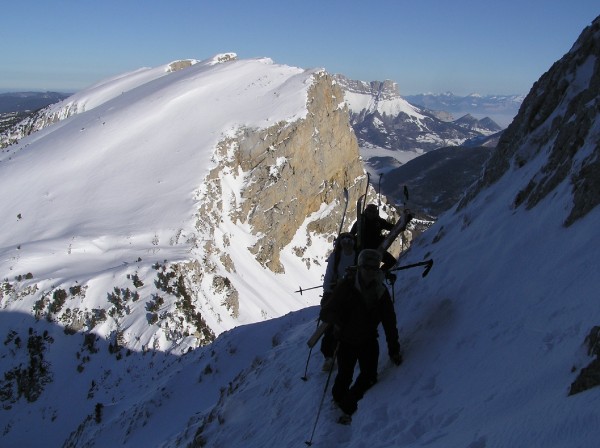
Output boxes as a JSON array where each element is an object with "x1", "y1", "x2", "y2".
[{"x1": 0, "y1": 54, "x2": 360, "y2": 354}]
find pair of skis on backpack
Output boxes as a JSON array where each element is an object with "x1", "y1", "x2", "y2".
[
  {"x1": 356, "y1": 175, "x2": 412, "y2": 261},
  {"x1": 307, "y1": 179, "x2": 417, "y2": 350}
]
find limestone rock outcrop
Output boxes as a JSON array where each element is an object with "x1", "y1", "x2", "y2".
[{"x1": 198, "y1": 71, "x2": 366, "y2": 272}]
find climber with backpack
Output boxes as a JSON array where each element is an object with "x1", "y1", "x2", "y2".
[
  {"x1": 319, "y1": 232, "x2": 357, "y2": 371},
  {"x1": 319, "y1": 248, "x2": 402, "y2": 422}
]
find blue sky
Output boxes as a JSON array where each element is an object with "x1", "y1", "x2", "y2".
[{"x1": 1, "y1": 0, "x2": 597, "y2": 95}]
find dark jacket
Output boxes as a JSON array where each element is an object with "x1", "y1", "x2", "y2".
[
  {"x1": 320, "y1": 273, "x2": 400, "y2": 356},
  {"x1": 351, "y1": 215, "x2": 394, "y2": 250}
]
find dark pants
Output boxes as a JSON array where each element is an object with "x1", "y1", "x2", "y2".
[{"x1": 332, "y1": 338, "x2": 379, "y2": 415}]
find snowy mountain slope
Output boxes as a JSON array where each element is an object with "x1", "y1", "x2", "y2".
[
  {"x1": 181, "y1": 18, "x2": 600, "y2": 447},
  {"x1": 68, "y1": 187, "x2": 598, "y2": 447},
  {"x1": 0, "y1": 52, "x2": 379, "y2": 445},
  {"x1": 0, "y1": 60, "x2": 204, "y2": 147},
  {"x1": 0, "y1": 52, "x2": 371, "y2": 363}
]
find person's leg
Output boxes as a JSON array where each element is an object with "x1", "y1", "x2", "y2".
[
  {"x1": 350, "y1": 338, "x2": 380, "y2": 402},
  {"x1": 332, "y1": 343, "x2": 358, "y2": 414},
  {"x1": 320, "y1": 326, "x2": 337, "y2": 370}
]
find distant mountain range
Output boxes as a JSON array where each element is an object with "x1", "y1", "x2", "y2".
[
  {"x1": 404, "y1": 92, "x2": 524, "y2": 128},
  {"x1": 334, "y1": 75, "x2": 503, "y2": 157},
  {"x1": 332, "y1": 76, "x2": 507, "y2": 217},
  {"x1": 0, "y1": 91, "x2": 71, "y2": 113},
  {"x1": 0, "y1": 92, "x2": 71, "y2": 133}
]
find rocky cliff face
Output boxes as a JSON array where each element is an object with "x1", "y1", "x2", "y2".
[
  {"x1": 458, "y1": 16, "x2": 600, "y2": 227},
  {"x1": 196, "y1": 71, "x2": 366, "y2": 275}
]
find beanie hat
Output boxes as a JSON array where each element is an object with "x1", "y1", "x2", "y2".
[{"x1": 357, "y1": 249, "x2": 382, "y2": 268}]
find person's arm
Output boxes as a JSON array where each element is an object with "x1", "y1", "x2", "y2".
[
  {"x1": 379, "y1": 217, "x2": 395, "y2": 231},
  {"x1": 322, "y1": 253, "x2": 336, "y2": 293}
]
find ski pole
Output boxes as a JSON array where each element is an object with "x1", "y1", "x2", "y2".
[
  {"x1": 301, "y1": 344, "x2": 314, "y2": 382},
  {"x1": 294, "y1": 285, "x2": 322, "y2": 295},
  {"x1": 390, "y1": 259, "x2": 434, "y2": 277},
  {"x1": 301, "y1": 319, "x2": 321, "y2": 381},
  {"x1": 335, "y1": 187, "x2": 349, "y2": 240},
  {"x1": 378, "y1": 173, "x2": 383, "y2": 210},
  {"x1": 402, "y1": 185, "x2": 409, "y2": 251},
  {"x1": 305, "y1": 343, "x2": 339, "y2": 446}
]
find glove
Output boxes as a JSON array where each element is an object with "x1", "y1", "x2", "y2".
[{"x1": 390, "y1": 351, "x2": 403, "y2": 366}]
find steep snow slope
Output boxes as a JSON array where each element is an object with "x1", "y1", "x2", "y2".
[
  {"x1": 183, "y1": 149, "x2": 599, "y2": 448},
  {"x1": 180, "y1": 18, "x2": 600, "y2": 447}
]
